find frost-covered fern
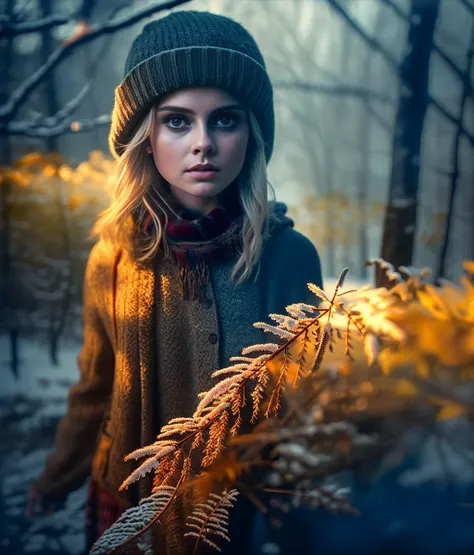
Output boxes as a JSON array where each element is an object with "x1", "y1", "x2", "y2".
[
  {"x1": 91, "y1": 269, "x2": 354, "y2": 554},
  {"x1": 92, "y1": 262, "x2": 474, "y2": 554},
  {"x1": 90, "y1": 486, "x2": 176, "y2": 554}
]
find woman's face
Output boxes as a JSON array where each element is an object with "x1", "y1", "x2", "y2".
[{"x1": 149, "y1": 87, "x2": 249, "y2": 215}]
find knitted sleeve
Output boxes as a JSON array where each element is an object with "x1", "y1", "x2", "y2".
[{"x1": 34, "y1": 242, "x2": 115, "y2": 500}]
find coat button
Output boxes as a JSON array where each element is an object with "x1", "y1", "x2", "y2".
[{"x1": 208, "y1": 333, "x2": 218, "y2": 344}]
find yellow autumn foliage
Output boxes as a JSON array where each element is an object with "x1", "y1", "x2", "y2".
[{"x1": 314, "y1": 261, "x2": 474, "y2": 422}]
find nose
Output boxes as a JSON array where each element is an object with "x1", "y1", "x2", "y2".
[{"x1": 191, "y1": 122, "x2": 216, "y2": 156}]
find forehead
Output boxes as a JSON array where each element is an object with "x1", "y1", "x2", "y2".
[{"x1": 157, "y1": 87, "x2": 242, "y2": 110}]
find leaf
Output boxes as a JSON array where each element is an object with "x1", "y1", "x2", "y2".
[
  {"x1": 67, "y1": 193, "x2": 83, "y2": 212},
  {"x1": 363, "y1": 333, "x2": 379, "y2": 366},
  {"x1": 307, "y1": 283, "x2": 327, "y2": 301},
  {"x1": 436, "y1": 403, "x2": 466, "y2": 421},
  {"x1": 417, "y1": 287, "x2": 450, "y2": 320},
  {"x1": 462, "y1": 261, "x2": 474, "y2": 276},
  {"x1": 395, "y1": 379, "x2": 418, "y2": 397}
]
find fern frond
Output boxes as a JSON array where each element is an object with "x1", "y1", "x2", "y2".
[
  {"x1": 253, "y1": 321, "x2": 295, "y2": 340},
  {"x1": 195, "y1": 375, "x2": 242, "y2": 417},
  {"x1": 265, "y1": 351, "x2": 290, "y2": 418},
  {"x1": 229, "y1": 355, "x2": 261, "y2": 363},
  {"x1": 307, "y1": 283, "x2": 328, "y2": 302},
  {"x1": 124, "y1": 441, "x2": 177, "y2": 462},
  {"x1": 91, "y1": 486, "x2": 176, "y2": 554},
  {"x1": 202, "y1": 409, "x2": 230, "y2": 467},
  {"x1": 120, "y1": 443, "x2": 178, "y2": 490},
  {"x1": 157, "y1": 449, "x2": 184, "y2": 488},
  {"x1": 333, "y1": 267, "x2": 350, "y2": 293},
  {"x1": 230, "y1": 411, "x2": 242, "y2": 436},
  {"x1": 184, "y1": 489, "x2": 239, "y2": 554},
  {"x1": 212, "y1": 363, "x2": 249, "y2": 378},
  {"x1": 242, "y1": 343, "x2": 280, "y2": 355},
  {"x1": 268, "y1": 313, "x2": 300, "y2": 330},
  {"x1": 251, "y1": 369, "x2": 270, "y2": 423},
  {"x1": 311, "y1": 323, "x2": 332, "y2": 373},
  {"x1": 293, "y1": 329, "x2": 309, "y2": 386}
]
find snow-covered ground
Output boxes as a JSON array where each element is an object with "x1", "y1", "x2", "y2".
[{"x1": 0, "y1": 335, "x2": 87, "y2": 555}]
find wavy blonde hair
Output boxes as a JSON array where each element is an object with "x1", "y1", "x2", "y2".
[{"x1": 93, "y1": 103, "x2": 276, "y2": 283}]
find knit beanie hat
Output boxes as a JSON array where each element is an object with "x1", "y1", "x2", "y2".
[{"x1": 109, "y1": 10, "x2": 275, "y2": 163}]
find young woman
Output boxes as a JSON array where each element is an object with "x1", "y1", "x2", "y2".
[{"x1": 27, "y1": 10, "x2": 323, "y2": 554}]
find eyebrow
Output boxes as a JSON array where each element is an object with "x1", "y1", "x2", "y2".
[{"x1": 156, "y1": 104, "x2": 246, "y2": 115}]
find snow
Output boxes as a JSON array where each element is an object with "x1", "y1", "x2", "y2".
[{"x1": 0, "y1": 334, "x2": 87, "y2": 555}]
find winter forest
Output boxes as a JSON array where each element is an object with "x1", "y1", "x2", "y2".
[{"x1": 1, "y1": 0, "x2": 474, "y2": 554}]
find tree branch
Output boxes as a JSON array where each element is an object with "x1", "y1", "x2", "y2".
[
  {"x1": 381, "y1": 0, "x2": 473, "y2": 99},
  {"x1": 273, "y1": 81, "x2": 395, "y2": 104},
  {"x1": 4, "y1": 113, "x2": 111, "y2": 137},
  {"x1": 0, "y1": 0, "x2": 192, "y2": 122},
  {"x1": 325, "y1": 0, "x2": 474, "y2": 148},
  {"x1": 0, "y1": 14, "x2": 68, "y2": 38},
  {"x1": 460, "y1": 0, "x2": 474, "y2": 15}
]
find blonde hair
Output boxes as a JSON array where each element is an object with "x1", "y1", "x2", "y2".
[{"x1": 93, "y1": 104, "x2": 276, "y2": 284}]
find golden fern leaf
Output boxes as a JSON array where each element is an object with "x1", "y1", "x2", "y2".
[
  {"x1": 251, "y1": 368, "x2": 270, "y2": 423},
  {"x1": 184, "y1": 489, "x2": 239, "y2": 554},
  {"x1": 265, "y1": 351, "x2": 290, "y2": 418},
  {"x1": 159, "y1": 449, "x2": 184, "y2": 487},
  {"x1": 229, "y1": 411, "x2": 242, "y2": 436},
  {"x1": 202, "y1": 410, "x2": 230, "y2": 467}
]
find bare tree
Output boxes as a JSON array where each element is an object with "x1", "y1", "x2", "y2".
[
  {"x1": 0, "y1": 0, "x2": 192, "y2": 138},
  {"x1": 377, "y1": 0, "x2": 440, "y2": 287},
  {"x1": 436, "y1": 17, "x2": 474, "y2": 280},
  {"x1": 0, "y1": 0, "x2": 19, "y2": 377}
]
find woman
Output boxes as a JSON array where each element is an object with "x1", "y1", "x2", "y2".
[{"x1": 27, "y1": 10, "x2": 323, "y2": 554}]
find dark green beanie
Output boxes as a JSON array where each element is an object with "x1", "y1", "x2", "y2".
[{"x1": 109, "y1": 10, "x2": 275, "y2": 163}]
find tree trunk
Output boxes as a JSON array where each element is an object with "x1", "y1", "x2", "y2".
[
  {"x1": 377, "y1": 0, "x2": 440, "y2": 287},
  {"x1": 436, "y1": 19, "x2": 474, "y2": 281},
  {"x1": 41, "y1": 0, "x2": 70, "y2": 365},
  {"x1": 0, "y1": 0, "x2": 19, "y2": 378}
]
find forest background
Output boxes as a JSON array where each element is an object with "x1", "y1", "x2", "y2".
[{"x1": 0, "y1": 0, "x2": 473, "y2": 553}]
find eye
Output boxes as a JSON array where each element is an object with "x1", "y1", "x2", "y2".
[
  {"x1": 165, "y1": 116, "x2": 188, "y2": 129},
  {"x1": 215, "y1": 114, "x2": 237, "y2": 128}
]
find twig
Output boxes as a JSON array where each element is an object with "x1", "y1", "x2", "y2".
[
  {"x1": 0, "y1": 14, "x2": 68, "y2": 37},
  {"x1": 0, "y1": 0, "x2": 192, "y2": 122},
  {"x1": 4, "y1": 114, "x2": 112, "y2": 137}
]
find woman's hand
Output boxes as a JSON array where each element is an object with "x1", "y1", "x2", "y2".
[{"x1": 26, "y1": 483, "x2": 65, "y2": 518}]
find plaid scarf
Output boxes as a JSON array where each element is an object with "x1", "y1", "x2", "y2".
[{"x1": 141, "y1": 202, "x2": 244, "y2": 302}]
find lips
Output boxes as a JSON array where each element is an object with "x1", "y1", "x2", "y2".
[
  {"x1": 186, "y1": 163, "x2": 220, "y2": 172},
  {"x1": 187, "y1": 169, "x2": 219, "y2": 180}
]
